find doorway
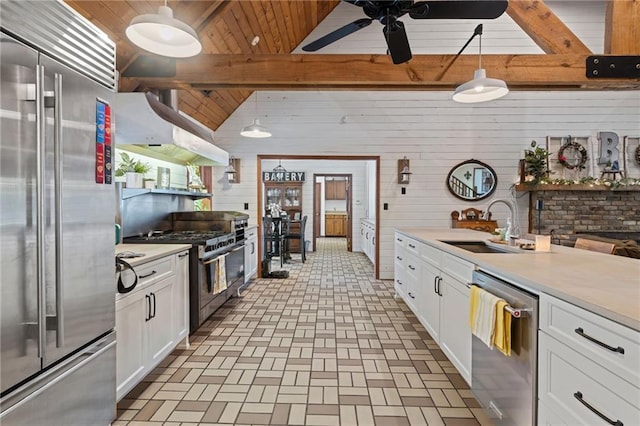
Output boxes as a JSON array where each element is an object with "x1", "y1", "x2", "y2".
[
  {"x1": 257, "y1": 155, "x2": 380, "y2": 278},
  {"x1": 313, "y1": 174, "x2": 352, "y2": 252}
]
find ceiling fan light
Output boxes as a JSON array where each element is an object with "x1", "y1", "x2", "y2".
[
  {"x1": 453, "y1": 69, "x2": 509, "y2": 103},
  {"x1": 240, "y1": 119, "x2": 272, "y2": 138},
  {"x1": 126, "y1": 5, "x2": 202, "y2": 58}
]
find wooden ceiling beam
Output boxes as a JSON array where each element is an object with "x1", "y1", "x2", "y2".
[
  {"x1": 120, "y1": 53, "x2": 639, "y2": 90},
  {"x1": 506, "y1": 0, "x2": 592, "y2": 54},
  {"x1": 605, "y1": 0, "x2": 640, "y2": 54}
]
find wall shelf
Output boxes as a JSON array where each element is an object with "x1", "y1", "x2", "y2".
[
  {"x1": 122, "y1": 188, "x2": 213, "y2": 200},
  {"x1": 515, "y1": 184, "x2": 640, "y2": 192}
]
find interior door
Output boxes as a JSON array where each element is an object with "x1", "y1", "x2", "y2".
[{"x1": 345, "y1": 176, "x2": 353, "y2": 251}]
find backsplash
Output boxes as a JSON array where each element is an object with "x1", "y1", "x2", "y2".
[{"x1": 532, "y1": 190, "x2": 640, "y2": 243}]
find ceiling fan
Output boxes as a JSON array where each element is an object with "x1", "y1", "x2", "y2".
[{"x1": 301, "y1": 0, "x2": 509, "y2": 64}]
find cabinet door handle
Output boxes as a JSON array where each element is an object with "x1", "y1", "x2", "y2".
[
  {"x1": 372, "y1": 237, "x2": 375, "y2": 245},
  {"x1": 139, "y1": 270, "x2": 157, "y2": 279},
  {"x1": 366, "y1": 232, "x2": 369, "y2": 240},
  {"x1": 150, "y1": 292, "x2": 156, "y2": 319},
  {"x1": 408, "y1": 265, "x2": 415, "y2": 271},
  {"x1": 178, "y1": 252, "x2": 189, "y2": 258},
  {"x1": 145, "y1": 295, "x2": 151, "y2": 322},
  {"x1": 437, "y1": 277, "x2": 443, "y2": 296},
  {"x1": 434, "y1": 276, "x2": 438, "y2": 294},
  {"x1": 408, "y1": 292, "x2": 415, "y2": 299},
  {"x1": 396, "y1": 279, "x2": 403, "y2": 286},
  {"x1": 573, "y1": 391, "x2": 623, "y2": 426},
  {"x1": 251, "y1": 242, "x2": 255, "y2": 254},
  {"x1": 574, "y1": 328, "x2": 625, "y2": 354},
  {"x1": 361, "y1": 229, "x2": 364, "y2": 235}
]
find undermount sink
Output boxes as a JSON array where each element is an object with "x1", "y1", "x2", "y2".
[{"x1": 439, "y1": 240, "x2": 515, "y2": 254}]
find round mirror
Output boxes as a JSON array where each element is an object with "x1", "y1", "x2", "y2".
[{"x1": 446, "y1": 159, "x2": 497, "y2": 201}]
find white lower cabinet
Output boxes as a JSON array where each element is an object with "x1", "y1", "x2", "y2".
[
  {"x1": 538, "y1": 293, "x2": 640, "y2": 425},
  {"x1": 115, "y1": 251, "x2": 189, "y2": 401},
  {"x1": 394, "y1": 232, "x2": 472, "y2": 385},
  {"x1": 244, "y1": 226, "x2": 258, "y2": 283},
  {"x1": 361, "y1": 219, "x2": 375, "y2": 265}
]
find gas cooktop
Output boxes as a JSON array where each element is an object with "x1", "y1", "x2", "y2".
[{"x1": 124, "y1": 230, "x2": 234, "y2": 246}]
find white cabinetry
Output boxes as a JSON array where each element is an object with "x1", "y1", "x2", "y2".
[
  {"x1": 361, "y1": 219, "x2": 375, "y2": 265},
  {"x1": 394, "y1": 232, "x2": 473, "y2": 385},
  {"x1": 115, "y1": 251, "x2": 190, "y2": 401},
  {"x1": 538, "y1": 293, "x2": 640, "y2": 425},
  {"x1": 244, "y1": 226, "x2": 258, "y2": 283}
]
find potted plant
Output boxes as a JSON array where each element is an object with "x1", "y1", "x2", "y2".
[
  {"x1": 523, "y1": 140, "x2": 550, "y2": 184},
  {"x1": 114, "y1": 152, "x2": 151, "y2": 188}
]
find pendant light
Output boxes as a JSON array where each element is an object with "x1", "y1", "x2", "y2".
[
  {"x1": 452, "y1": 24, "x2": 508, "y2": 103},
  {"x1": 240, "y1": 93, "x2": 271, "y2": 138},
  {"x1": 125, "y1": 0, "x2": 202, "y2": 58}
]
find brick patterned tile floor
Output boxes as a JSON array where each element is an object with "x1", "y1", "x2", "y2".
[{"x1": 114, "y1": 238, "x2": 492, "y2": 425}]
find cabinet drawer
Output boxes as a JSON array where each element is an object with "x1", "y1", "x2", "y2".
[
  {"x1": 118, "y1": 256, "x2": 175, "y2": 299},
  {"x1": 540, "y1": 294, "x2": 640, "y2": 388},
  {"x1": 441, "y1": 253, "x2": 474, "y2": 284},
  {"x1": 405, "y1": 237, "x2": 420, "y2": 256},
  {"x1": 394, "y1": 232, "x2": 407, "y2": 247},
  {"x1": 539, "y1": 332, "x2": 640, "y2": 426},
  {"x1": 420, "y1": 243, "x2": 442, "y2": 267}
]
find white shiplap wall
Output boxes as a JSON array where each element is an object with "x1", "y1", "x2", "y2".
[
  {"x1": 211, "y1": 91, "x2": 640, "y2": 280},
  {"x1": 209, "y1": 2, "x2": 637, "y2": 279}
]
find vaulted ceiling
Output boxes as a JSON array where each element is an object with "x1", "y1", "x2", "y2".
[{"x1": 67, "y1": 0, "x2": 639, "y2": 132}]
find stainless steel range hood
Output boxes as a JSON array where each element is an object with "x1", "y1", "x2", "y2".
[{"x1": 114, "y1": 92, "x2": 228, "y2": 166}]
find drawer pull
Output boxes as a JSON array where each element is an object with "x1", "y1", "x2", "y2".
[
  {"x1": 178, "y1": 252, "x2": 189, "y2": 258},
  {"x1": 396, "y1": 256, "x2": 403, "y2": 261},
  {"x1": 573, "y1": 391, "x2": 623, "y2": 426},
  {"x1": 408, "y1": 292, "x2": 415, "y2": 299},
  {"x1": 397, "y1": 238, "x2": 403, "y2": 242},
  {"x1": 408, "y1": 265, "x2": 415, "y2": 271},
  {"x1": 139, "y1": 270, "x2": 157, "y2": 279},
  {"x1": 574, "y1": 327, "x2": 625, "y2": 354},
  {"x1": 396, "y1": 279, "x2": 403, "y2": 286},
  {"x1": 408, "y1": 243, "x2": 416, "y2": 249}
]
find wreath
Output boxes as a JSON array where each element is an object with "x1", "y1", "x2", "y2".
[{"x1": 557, "y1": 140, "x2": 588, "y2": 170}]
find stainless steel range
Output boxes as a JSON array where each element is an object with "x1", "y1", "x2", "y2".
[{"x1": 124, "y1": 229, "x2": 244, "y2": 332}]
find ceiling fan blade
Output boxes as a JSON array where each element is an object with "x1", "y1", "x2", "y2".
[
  {"x1": 409, "y1": 0, "x2": 508, "y2": 19},
  {"x1": 383, "y1": 20, "x2": 412, "y2": 64},
  {"x1": 301, "y1": 18, "x2": 373, "y2": 52}
]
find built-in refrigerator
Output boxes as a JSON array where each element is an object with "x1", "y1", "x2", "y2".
[{"x1": 1, "y1": 1, "x2": 117, "y2": 424}]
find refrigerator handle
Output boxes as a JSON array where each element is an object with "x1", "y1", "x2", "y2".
[
  {"x1": 36, "y1": 64, "x2": 46, "y2": 360},
  {"x1": 53, "y1": 72, "x2": 64, "y2": 348}
]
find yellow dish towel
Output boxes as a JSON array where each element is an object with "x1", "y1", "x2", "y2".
[{"x1": 493, "y1": 300, "x2": 512, "y2": 356}]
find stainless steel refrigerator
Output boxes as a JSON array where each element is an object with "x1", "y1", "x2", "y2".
[{"x1": 1, "y1": 2, "x2": 117, "y2": 424}]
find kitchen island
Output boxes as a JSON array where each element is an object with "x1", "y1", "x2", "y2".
[
  {"x1": 396, "y1": 228, "x2": 639, "y2": 330},
  {"x1": 395, "y1": 228, "x2": 639, "y2": 425}
]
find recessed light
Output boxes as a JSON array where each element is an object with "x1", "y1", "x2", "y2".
[{"x1": 251, "y1": 36, "x2": 260, "y2": 46}]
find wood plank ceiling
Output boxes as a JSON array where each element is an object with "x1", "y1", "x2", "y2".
[{"x1": 67, "y1": 0, "x2": 639, "y2": 132}]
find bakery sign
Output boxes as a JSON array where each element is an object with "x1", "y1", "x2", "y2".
[{"x1": 262, "y1": 171, "x2": 305, "y2": 182}]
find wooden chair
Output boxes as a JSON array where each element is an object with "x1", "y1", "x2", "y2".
[{"x1": 574, "y1": 238, "x2": 615, "y2": 254}]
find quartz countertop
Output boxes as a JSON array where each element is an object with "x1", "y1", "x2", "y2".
[
  {"x1": 396, "y1": 228, "x2": 640, "y2": 331},
  {"x1": 116, "y1": 243, "x2": 192, "y2": 267}
]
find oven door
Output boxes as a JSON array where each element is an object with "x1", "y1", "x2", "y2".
[{"x1": 225, "y1": 244, "x2": 245, "y2": 289}]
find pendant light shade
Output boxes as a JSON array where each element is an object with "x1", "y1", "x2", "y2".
[
  {"x1": 241, "y1": 93, "x2": 271, "y2": 138},
  {"x1": 126, "y1": 2, "x2": 201, "y2": 58},
  {"x1": 452, "y1": 69, "x2": 509, "y2": 103},
  {"x1": 452, "y1": 25, "x2": 508, "y2": 104}
]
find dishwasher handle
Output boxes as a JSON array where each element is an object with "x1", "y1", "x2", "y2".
[{"x1": 467, "y1": 283, "x2": 532, "y2": 318}]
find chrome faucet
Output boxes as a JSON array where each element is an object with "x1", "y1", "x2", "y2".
[{"x1": 483, "y1": 199, "x2": 519, "y2": 242}]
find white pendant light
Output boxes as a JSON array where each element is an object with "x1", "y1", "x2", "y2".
[
  {"x1": 241, "y1": 93, "x2": 271, "y2": 138},
  {"x1": 126, "y1": 0, "x2": 202, "y2": 58},
  {"x1": 453, "y1": 26, "x2": 508, "y2": 104}
]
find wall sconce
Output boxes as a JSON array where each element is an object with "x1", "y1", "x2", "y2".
[
  {"x1": 225, "y1": 157, "x2": 240, "y2": 183},
  {"x1": 398, "y1": 157, "x2": 412, "y2": 184}
]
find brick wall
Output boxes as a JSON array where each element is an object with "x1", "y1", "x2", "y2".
[{"x1": 530, "y1": 191, "x2": 640, "y2": 243}]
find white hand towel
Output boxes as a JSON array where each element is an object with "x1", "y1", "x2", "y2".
[{"x1": 470, "y1": 286, "x2": 502, "y2": 349}]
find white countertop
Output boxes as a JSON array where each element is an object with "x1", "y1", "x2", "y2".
[
  {"x1": 116, "y1": 243, "x2": 191, "y2": 267},
  {"x1": 396, "y1": 228, "x2": 640, "y2": 332}
]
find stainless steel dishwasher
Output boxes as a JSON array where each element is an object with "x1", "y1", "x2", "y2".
[{"x1": 471, "y1": 270, "x2": 539, "y2": 426}]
